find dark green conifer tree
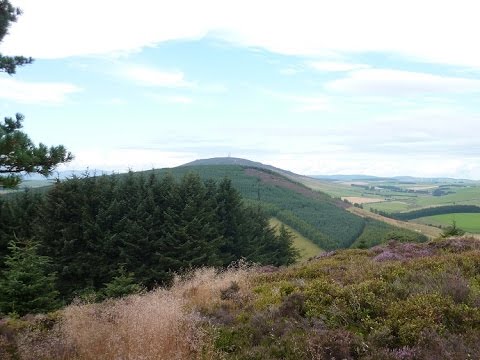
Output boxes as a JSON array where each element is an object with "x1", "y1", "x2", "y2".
[
  {"x1": 0, "y1": 240, "x2": 59, "y2": 316},
  {"x1": 102, "y1": 266, "x2": 142, "y2": 299},
  {"x1": 274, "y1": 224, "x2": 299, "y2": 266},
  {"x1": 0, "y1": 190, "x2": 42, "y2": 261},
  {"x1": 216, "y1": 177, "x2": 244, "y2": 263},
  {"x1": 158, "y1": 173, "x2": 223, "y2": 271}
]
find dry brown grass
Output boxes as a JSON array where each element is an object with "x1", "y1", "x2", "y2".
[
  {"x1": 171, "y1": 263, "x2": 252, "y2": 312},
  {"x1": 14, "y1": 265, "x2": 253, "y2": 360}
]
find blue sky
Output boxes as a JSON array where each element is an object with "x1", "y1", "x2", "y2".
[{"x1": 1, "y1": 0, "x2": 480, "y2": 178}]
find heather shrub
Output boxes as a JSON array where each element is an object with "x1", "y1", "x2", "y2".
[
  {"x1": 307, "y1": 328, "x2": 366, "y2": 360},
  {"x1": 253, "y1": 279, "x2": 301, "y2": 310},
  {"x1": 386, "y1": 293, "x2": 479, "y2": 346},
  {"x1": 0, "y1": 334, "x2": 14, "y2": 360},
  {"x1": 416, "y1": 329, "x2": 480, "y2": 360}
]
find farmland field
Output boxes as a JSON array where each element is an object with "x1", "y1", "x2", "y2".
[
  {"x1": 341, "y1": 196, "x2": 385, "y2": 204},
  {"x1": 413, "y1": 213, "x2": 480, "y2": 233},
  {"x1": 366, "y1": 200, "x2": 411, "y2": 212}
]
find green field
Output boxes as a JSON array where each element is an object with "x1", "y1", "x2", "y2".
[
  {"x1": 366, "y1": 201, "x2": 411, "y2": 213},
  {"x1": 269, "y1": 217, "x2": 322, "y2": 261},
  {"x1": 413, "y1": 213, "x2": 480, "y2": 233},
  {"x1": 415, "y1": 187, "x2": 480, "y2": 207}
]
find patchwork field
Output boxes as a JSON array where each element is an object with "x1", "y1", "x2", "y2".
[{"x1": 301, "y1": 175, "x2": 480, "y2": 213}]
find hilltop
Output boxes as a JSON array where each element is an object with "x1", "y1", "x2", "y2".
[{"x1": 182, "y1": 157, "x2": 303, "y2": 181}]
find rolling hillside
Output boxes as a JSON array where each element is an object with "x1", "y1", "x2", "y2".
[
  {"x1": 147, "y1": 158, "x2": 428, "y2": 250},
  {"x1": 5, "y1": 157, "x2": 432, "y2": 250}
]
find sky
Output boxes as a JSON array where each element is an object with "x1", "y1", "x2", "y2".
[{"x1": 1, "y1": 0, "x2": 480, "y2": 179}]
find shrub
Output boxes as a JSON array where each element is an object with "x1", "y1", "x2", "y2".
[{"x1": 307, "y1": 329, "x2": 366, "y2": 360}]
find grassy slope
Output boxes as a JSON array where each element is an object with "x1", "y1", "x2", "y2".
[
  {"x1": 413, "y1": 213, "x2": 480, "y2": 233},
  {"x1": 269, "y1": 217, "x2": 323, "y2": 261}
]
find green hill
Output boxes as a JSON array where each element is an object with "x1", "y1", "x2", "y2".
[
  {"x1": 182, "y1": 157, "x2": 298, "y2": 177},
  {"x1": 4, "y1": 158, "x2": 429, "y2": 251},
  {"x1": 146, "y1": 161, "x2": 427, "y2": 250}
]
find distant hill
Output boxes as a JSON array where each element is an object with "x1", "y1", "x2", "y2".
[
  {"x1": 311, "y1": 174, "x2": 392, "y2": 182},
  {"x1": 310, "y1": 174, "x2": 477, "y2": 184},
  {"x1": 183, "y1": 157, "x2": 278, "y2": 169},
  {"x1": 7, "y1": 157, "x2": 429, "y2": 250},
  {"x1": 181, "y1": 157, "x2": 302, "y2": 180},
  {"x1": 21, "y1": 170, "x2": 110, "y2": 180},
  {"x1": 162, "y1": 161, "x2": 428, "y2": 250}
]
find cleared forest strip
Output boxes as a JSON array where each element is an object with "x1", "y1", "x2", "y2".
[{"x1": 269, "y1": 217, "x2": 323, "y2": 261}]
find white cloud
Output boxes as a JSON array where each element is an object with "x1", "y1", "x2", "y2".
[
  {"x1": 0, "y1": 76, "x2": 81, "y2": 104},
  {"x1": 123, "y1": 65, "x2": 193, "y2": 88},
  {"x1": 163, "y1": 95, "x2": 193, "y2": 104},
  {"x1": 103, "y1": 98, "x2": 126, "y2": 105},
  {"x1": 3, "y1": 0, "x2": 480, "y2": 68},
  {"x1": 309, "y1": 61, "x2": 369, "y2": 72},
  {"x1": 148, "y1": 94, "x2": 193, "y2": 104},
  {"x1": 264, "y1": 90, "x2": 331, "y2": 112},
  {"x1": 290, "y1": 95, "x2": 330, "y2": 112},
  {"x1": 279, "y1": 68, "x2": 300, "y2": 75},
  {"x1": 326, "y1": 69, "x2": 480, "y2": 96}
]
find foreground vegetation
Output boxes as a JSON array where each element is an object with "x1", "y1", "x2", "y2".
[{"x1": 1, "y1": 237, "x2": 479, "y2": 359}]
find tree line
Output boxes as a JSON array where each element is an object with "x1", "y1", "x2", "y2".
[
  {"x1": 0, "y1": 172, "x2": 298, "y2": 315},
  {"x1": 372, "y1": 205, "x2": 480, "y2": 221}
]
